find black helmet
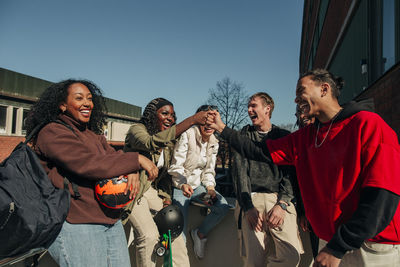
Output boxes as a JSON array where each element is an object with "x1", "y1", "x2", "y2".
[{"x1": 153, "y1": 204, "x2": 184, "y2": 240}]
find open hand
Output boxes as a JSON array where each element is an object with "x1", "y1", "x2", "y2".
[
  {"x1": 313, "y1": 248, "x2": 341, "y2": 267},
  {"x1": 181, "y1": 184, "x2": 194, "y2": 198},
  {"x1": 245, "y1": 207, "x2": 263, "y2": 232},
  {"x1": 192, "y1": 110, "x2": 208, "y2": 125},
  {"x1": 205, "y1": 111, "x2": 226, "y2": 133},
  {"x1": 207, "y1": 188, "x2": 217, "y2": 200},
  {"x1": 299, "y1": 215, "x2": 311, "y2": 232},
  {"x1": 163, "y1": 198, "x2": 172, "y2": 208},
  {"x1": 121, "y1": 172, "x2": 139, "y2": 200},
  {"x1": 266, "y1": 204, "x2": 286, "y2": 229}
]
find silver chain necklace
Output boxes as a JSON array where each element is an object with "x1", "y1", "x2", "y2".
[{"x1": 314, "y1": 109, "x2": 343, "y2": 148}]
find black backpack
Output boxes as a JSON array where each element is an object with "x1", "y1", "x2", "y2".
[{"x1": 0, "y1": 122, "x2": 70, "y2": 258}]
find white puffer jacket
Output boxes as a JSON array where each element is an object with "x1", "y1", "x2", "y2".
[{"x1": 168, "y1": 126, "x2": 219, "y2": 190}]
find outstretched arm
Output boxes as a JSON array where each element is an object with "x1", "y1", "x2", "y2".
[
  {"x1": 175, "y1": 110, "x2": 210, "y2": 137},
  {"x1": 207, "y1": 111, "x2": 272, "y2": 162}
]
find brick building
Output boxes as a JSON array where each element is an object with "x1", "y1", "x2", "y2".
[
  {"x1": 300, "y1": 0, "x2": 400, "y2": 136},
  {"x1": 0, "y1": 67, "x2": 141, "y2": 161}
]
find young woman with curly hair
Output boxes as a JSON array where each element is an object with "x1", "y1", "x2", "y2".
[
  {"x1": 25, "y1": 79, "x2": 158, "y2": 267},
  {"x1": 123, "y1": 97, "x2": 210, "y2": 267}
]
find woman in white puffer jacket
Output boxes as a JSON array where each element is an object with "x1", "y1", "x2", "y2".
[{"x1": 168, "y1": 105, "x2": 230, "y2": 260}]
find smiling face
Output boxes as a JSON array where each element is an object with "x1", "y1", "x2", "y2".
[
  {"x1": 248, "y1": 96, "x2": 271, "y2": 129},
  {"x1": 199, "y1": 124, "x2": 215, "y2": 141},
  {"x1": 59, "y1": 83, "x2": 93, "y2": 124},
  {"x1": 296, "y1": 107, "x2": 315, "y2": 128},
  {"x1": 295, "y1": 75, "x2": 323, "y2": 118},
  {"x1": 156, "y1": 105, "x2": 175, "y2": 131},
  {"x1": 299, "y1": 113, "x2": 315, "y2": 126}
]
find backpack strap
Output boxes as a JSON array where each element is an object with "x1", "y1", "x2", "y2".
[
  {"x1": 24, "y1": 119, "x2": 77, "y2": 144},
  {"x1": 27, "y1": 119, "x2": 81, "y2": 200},
  {"x1": 63, "y1": 177, "x2": 81, "y2": 200},
  {"x1": 24, "y1": 122, "x2": 47, "y2": 144},
  {"x1": 52, "y1": 120, "x2": 77, "y2": 136}
]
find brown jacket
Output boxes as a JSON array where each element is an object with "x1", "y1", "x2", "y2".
[{"x1": 35, "y1": 114, "x2": 140, "y2": 224}]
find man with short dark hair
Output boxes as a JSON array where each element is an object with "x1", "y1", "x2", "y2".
[
  {"x1": 231, "y1": 92, "x2": 303, "y2": 267},
  {"x1": 208, "y1": 69, "x2": 400, "y2": 267}
]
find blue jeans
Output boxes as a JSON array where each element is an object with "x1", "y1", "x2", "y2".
[
  {"x1": 173, "y1": 186, "x2": 230, "y2": 241},
  {"x1": 48, "y1": 220, "x2": 130, "y2": 267}
]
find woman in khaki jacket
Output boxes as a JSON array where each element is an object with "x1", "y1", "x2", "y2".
[{"x1": 123, "y1": 98, "x2": 210, "y2": 267}]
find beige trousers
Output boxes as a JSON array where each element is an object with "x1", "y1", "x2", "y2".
[
  {"x1": 318, "y1": 239, "x2": 400, "y2": 267},
  {"x1": 128, "y1": 186, "x2": 189, "y2": 267},
  {"x1": 235, "y1": 193, "x2": 303, "y2": 267}
]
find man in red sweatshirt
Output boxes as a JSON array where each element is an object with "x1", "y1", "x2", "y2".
[{"x1": 208, "y1": 69, "x2": 400, "y2": 267}]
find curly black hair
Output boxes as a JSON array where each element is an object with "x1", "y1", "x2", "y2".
[
  {"x1": 139, "y1": 97, "x2": 176, "y2": 135},
  {"x1": 25, "y1": 79, "x2": 107, "y2": 137}
]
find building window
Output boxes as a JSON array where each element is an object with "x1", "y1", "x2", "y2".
[
  {"x1": 0, "y1": 106, "x2": 6, "y2": 134},
  {"x1": 318, "y1": 0, "x2": 330, "y2": 35},
  {"x1": 11, "y1": 107, "x2": 18, "y2": 134},
  {"x1": 307, "y1": 0, "x2": 330, "y2": 71},
  {"x1": 382, "y1": 0, "x2": 396, "y2": 72},
  {"x1": 308, "y1": 52, "x2": 314, "y2": 70},
  {"x1": 21, "y1": 109, "x2": 29, "y2": 135},
  {"x1": 368, "y1": 0, "x2": 399, "y2": 83}
]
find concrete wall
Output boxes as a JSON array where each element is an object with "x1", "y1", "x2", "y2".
[
  {"x1": 109, "y1": 121, "x2": 132, "y2": 142},
  {"x1": 8, "y1": 203, "x2": 315, "y2": 267}
]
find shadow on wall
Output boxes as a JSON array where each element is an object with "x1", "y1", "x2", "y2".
[{"x1": 8, "y1": 201, "x2": 315, "y2": 267}]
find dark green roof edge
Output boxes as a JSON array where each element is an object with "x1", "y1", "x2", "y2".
[
  {"x1": 104, "y1": 98, "x2": 141, "y2": 119},
  {"x1": 0, "y1": 67, "x2": 52, "y2": 99}
]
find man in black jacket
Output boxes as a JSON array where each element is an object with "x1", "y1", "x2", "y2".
[{"x1": 232, "y1": 92, "x2": 303, "y2": 267}]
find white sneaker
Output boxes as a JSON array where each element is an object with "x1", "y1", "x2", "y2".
[{"x1": 190, "y1": 229, "x2": 207, "y2": 259}]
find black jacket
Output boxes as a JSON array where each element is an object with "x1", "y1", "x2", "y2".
[{"x1": 231, "y1": 124, "x2": 296, "y2": 212}]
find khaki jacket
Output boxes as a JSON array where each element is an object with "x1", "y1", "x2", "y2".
[{"x1": 122, "y1": 122, "x2": 176, "y2": 224}]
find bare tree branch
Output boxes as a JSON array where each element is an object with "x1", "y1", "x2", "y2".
[
  {"x1": 207, "y1": 77, "x2": 249, "y2": 170},
  {"x1": 207, "y1": 77, "x2": 249, "y2": 129}
]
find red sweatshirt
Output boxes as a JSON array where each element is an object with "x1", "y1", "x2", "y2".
[{"x1": 267, "y1": 111, "x2": 400, "y2": 243}]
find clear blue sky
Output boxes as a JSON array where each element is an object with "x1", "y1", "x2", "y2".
[{"x1": 0, "y1": 0, "x2": 304, "y2": 125}]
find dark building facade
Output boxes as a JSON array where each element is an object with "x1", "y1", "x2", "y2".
[{"x1": 300, "y1": 0, "x2": 400, "y2": 136}]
